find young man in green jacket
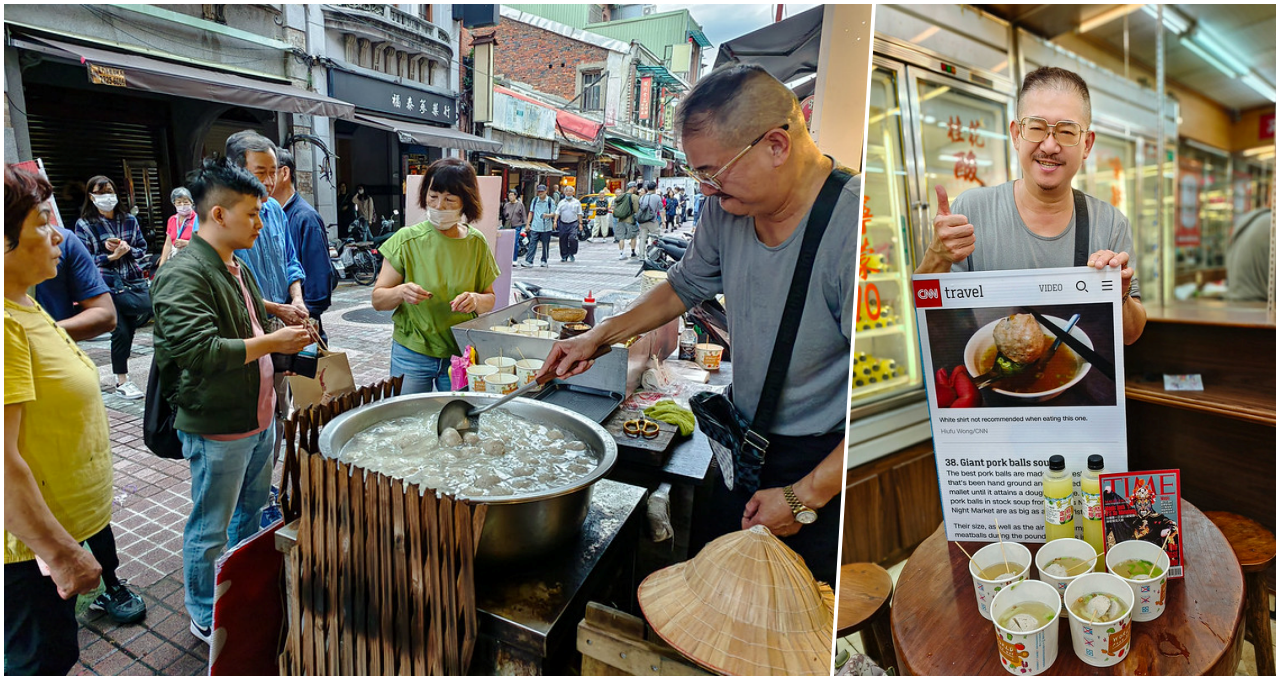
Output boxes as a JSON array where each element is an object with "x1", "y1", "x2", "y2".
[{"x1": 150, "y1": 159, "x2": 312, "y2": 643}]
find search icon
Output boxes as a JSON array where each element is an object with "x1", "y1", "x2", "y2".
[{"x1": 1076, "y1": 280, "x2": 1088, "y2": 292}]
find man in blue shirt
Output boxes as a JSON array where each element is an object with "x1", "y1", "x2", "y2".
[
  {"x1": 521, "y1": 184, "x2": 557, "y2": 268},
  {"x1": 273, "y1": 148, "x2": 333, "y2": 343},
  {"x1": 224, "y1": 130, "x2": 308, "y2": 325},
  {"x1": 34, "y1": 226, "x2": 116, "y2": 341}
]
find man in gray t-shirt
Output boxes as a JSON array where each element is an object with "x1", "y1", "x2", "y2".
[
  {"x1": 537, "y1": 64, "x2": 848, "y2": 584},
  {"x1": 916, "y1": 66, "x2": 1147, "y2": 344}
]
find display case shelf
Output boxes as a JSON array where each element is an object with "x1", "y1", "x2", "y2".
[
  {"x1": 849, "y1": 374, "x2": 914, "y2": 401},
  {"x1": 854, "y1": 323, "x2": 910, "y2": 340}
]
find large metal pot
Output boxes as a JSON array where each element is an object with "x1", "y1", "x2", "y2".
[{"x1": 317, "y1": 392, "x2": 618, "y2": 564}]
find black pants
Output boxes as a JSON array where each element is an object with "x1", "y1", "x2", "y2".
[
  {"x1": 109, "y1": 289, "x2": 152, "y2": 377},
  {"x1": 526, "y1": 231, "x2": 552, "y2": 264},
  {"x1": 557, "y1": 219, "x2": 580, "y2": 259},
  {"x1": 5, "y1": 559, "x2": 82, "y2": 675},
  {"x1": 84, "y1": 523, "x2": 122, "y2": 591},
  {"x1": 689, "y1": 430, "x2": 843, "y2": 585}
]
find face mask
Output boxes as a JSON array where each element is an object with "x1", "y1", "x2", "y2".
[
  {"x1": 428, "y1": 207, "x2": 463, "y2": 230},
  {"x1": 358, "y1": 188, "x2": 365, "y2": 195},
  {"x1": 93, "y1": 193, "x2": 119, "y2": 212},
  {"x1": 176, "y1": 205, "x2": 193, "y2": 217}
]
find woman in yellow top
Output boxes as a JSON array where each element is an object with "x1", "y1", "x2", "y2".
[
  {"x1": 372, "y1": 158, "x2": 500, "y2": 393},
  {"x1": 4, "y1": 164, "x2": 113, "y2": 674}
]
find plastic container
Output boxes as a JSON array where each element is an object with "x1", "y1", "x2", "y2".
[
  {"x1": 1081, "y1": 455, "x2": 1105, "y2": 569},
  {"x1": 1043, "y1": 455, "x2": 1075, "y2": 541}
]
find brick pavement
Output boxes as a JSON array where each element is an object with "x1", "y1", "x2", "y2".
[{"x1": 73, "y1": 234, "x2": 661, "y2": 674}]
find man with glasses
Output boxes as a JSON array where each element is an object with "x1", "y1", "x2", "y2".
[
  {"x1": 915, "y1": 66, "x2": 1147, "y2": 344},
  {"x1": 538, "y1": 64, "x2": 858, "y2": 585}
]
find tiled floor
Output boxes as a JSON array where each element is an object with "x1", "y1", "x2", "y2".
[
  {"x1": 836, "y1": 559, "x2": 1273, "y2": 675},
  {"x1": 69, "y1": 235, "x2": 654, "y2": 674}
]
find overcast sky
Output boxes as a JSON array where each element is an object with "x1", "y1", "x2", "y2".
[{"x1": 661, "y1": 3, "x2": 822, "y2": 69}]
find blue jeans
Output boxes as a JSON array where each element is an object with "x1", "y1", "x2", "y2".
[
  {"x1": 179, "y1": 425, "x2": 276, "y2": 628},
  {"x1": 526, "y1": 230, "x2": 552, "y2": 264},
  {"x1": 390, "y1": 341, "x2": 454, "y2": 393}
]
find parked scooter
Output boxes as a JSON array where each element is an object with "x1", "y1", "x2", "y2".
[{"x1": 637, "y1": 233, "x2": 689, "y2": 275}]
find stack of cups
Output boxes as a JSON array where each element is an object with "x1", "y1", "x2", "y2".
[
  {"x1": 968, "y1": 541, "x2": 1033, "y2": 620},
  {"x1": 485, "y1": 357, "x2": 517, "y2": 374},
  {"x1": 990, "y1": 579, "x2": 1061, "y2": 675},
  {"x1": 1106, "y1": 540, "x2": 1170, "y2": 622},
  {"x1": 466, "y1": 364, "x2": 497, "y2": 392},
  {"x1": 1063, "y1": 573, "x2": 1134, "y2": 667}
]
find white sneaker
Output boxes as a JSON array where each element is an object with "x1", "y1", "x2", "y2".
[
  {"x1": 617, "y1": 252, "x2": 628, "y2": 260},
  {"x1": 116, "y1": 381, "x2": 145, "y2": 400},
  {"x1": 190, "y1": 619, "x2": 212, "y2": 644}
]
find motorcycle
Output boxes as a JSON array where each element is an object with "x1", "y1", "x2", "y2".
[
  {"x1": 331, "y1": 238, "x2": 377, "y2": 286},
  {"x1": 637, "y1": 233, "x2": 689, "y2": 275}
]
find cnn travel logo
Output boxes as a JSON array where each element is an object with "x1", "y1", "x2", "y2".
[{"x1": 913, "y1": 280, "x2": 943, "y2": 308}]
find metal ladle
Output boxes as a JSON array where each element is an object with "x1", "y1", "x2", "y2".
[{"x1": 437, "y1": 345, "x2": 611, "y2": 436}]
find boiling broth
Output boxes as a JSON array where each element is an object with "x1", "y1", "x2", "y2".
[
  {"x1": 338, "y1": 409, "x2": 597, "y2": 498},
  {"x1": 979, "y1": 337, "x2": 1081, "y2": 393},
  {"x1": 997, "y1": 601, "x2": 1057, "y2": 631},
  {"x1": 976, "y1": 563, "x2": 1025, "y2": 580}
]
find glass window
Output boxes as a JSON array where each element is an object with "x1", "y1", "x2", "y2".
[
  {"x1": 914, "y1": 79, "x2": 1011, "y2": 207},
  {"x1": 582, "y1": 71, "x2": 603, "y2": 112}
]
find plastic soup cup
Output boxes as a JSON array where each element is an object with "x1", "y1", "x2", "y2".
[
  {"x1": 990, "y1": 579, "x2": 1062, "y2": 675},
  {"x1": 968, "y1": 541, "x2": 1033, "y2": 621},
  {"x1": 485, "y1": 357, "x2": 518, "y2": 375},
  {"x1": 1035, "y1": 538, "x2": 1099, "y2": 615},
  {"x1": 1106, "y1": 540, "x2": 1171, "y2": 622},
  {"x1": 466, "y1": 364, "x2": 497, "y2": 392},
  {"x1": 1063, "y1": 573, "x2": 1134, "y2": 668},
  {"x1": 515, "y1": 359, "x2": 544, "y2": 391},
  {"x1": 486, "y1": 373, "x2": 519, "y2": 395},
  {"x1": 694, "y1": 343, "x2": 724, "y2": 371}
]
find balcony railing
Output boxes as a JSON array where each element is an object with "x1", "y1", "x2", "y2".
[{"x1": 335, "y1": 4, "x2": 451, "y2": 44}]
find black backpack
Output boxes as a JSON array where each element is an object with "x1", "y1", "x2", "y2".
[
  {"x1": 637, "y1": 195, "x2": 657, "y2": 223},
  {"x1": 143, "y1": 355, "x2": 184, "y2": 459}
]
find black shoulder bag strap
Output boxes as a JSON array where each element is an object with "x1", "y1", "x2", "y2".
[
  {"x1": 1072, "y1": 189, "x2": 1090, "y2": 267},
  {"x1": 743, "y1": 166, "x2": 854, "y2": 453}
]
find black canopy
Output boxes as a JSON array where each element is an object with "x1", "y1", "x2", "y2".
[{"x1": 713, "y1": 6, "x2": 824, "y2": 84}]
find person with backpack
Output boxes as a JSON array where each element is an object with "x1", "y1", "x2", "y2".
[
  {"x1": 637, "y1": 181, "x2": 663, "y2": 251},
  {"x1": 522, "y1": 184, "x2": 556, "y2": 268},
  {"x1": 612, "y1": 182, "x2": 640, "y2": 260}
]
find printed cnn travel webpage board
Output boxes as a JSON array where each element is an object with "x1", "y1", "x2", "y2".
[{"x1": 912, "y1": 266, "x2": 1127, "y2": 542}]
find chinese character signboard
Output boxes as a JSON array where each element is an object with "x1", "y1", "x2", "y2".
[
  {"x1": 1175, "y1": 157, "x2": 1202, "y2": 247},
  {"x1": 638, "y1": 76, "x2": 653, "y2": 121},
  {"x1": 1261, "y1": 112, "x2": 1275, "y2": 141},
  {"x1": 329, "y1": 69, "x2": 456, "y2": 126}
]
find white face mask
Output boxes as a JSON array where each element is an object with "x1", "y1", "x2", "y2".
[
  {"x1": 428, "y1": 207, "x2": 463, "y2": 230},
  {"x1": 176, "y1": 204, "x2": 193, "y2": 217},
  {"x1": 93, "y1": 193, "x2": 119, "y2": 212}
]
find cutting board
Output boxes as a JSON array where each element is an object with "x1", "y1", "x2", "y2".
[{"x1": 604, "y1": 409, "x2": 678, "y2": 467}]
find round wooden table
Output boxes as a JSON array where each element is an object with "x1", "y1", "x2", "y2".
[{"x1": 890, "y1": 500, "x2": 1245, "y2": 675}]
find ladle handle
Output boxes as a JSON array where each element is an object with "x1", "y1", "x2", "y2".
[
  {"x1": 535, "y1": 344, "x2": 612, "y2": 386},
  {"x1": 474, "y1": 346, "x2": 612, "y2": 416}
]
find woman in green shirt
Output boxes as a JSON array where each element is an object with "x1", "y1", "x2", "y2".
[{"x1": 372, "y1": 158, "x2": 500, "y2": 393}]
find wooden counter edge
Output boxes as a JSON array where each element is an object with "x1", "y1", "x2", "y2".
[{"x1": 577, "y1": 602, "x2": 712, "y2": 676}]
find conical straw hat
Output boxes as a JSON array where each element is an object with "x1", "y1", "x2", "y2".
[{"x1": 637, "y1": 525, "x2": 835, "y2": 676}]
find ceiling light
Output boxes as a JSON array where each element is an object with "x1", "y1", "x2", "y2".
[
  {"x1": 1189, "y1": 30, "x2": 1252, "y2": 77},
  {"x1": 1141, "y1": 4, "x2": 1189, "y2": 35},
  {"x1": 1240, "y1": 74, "x2": 1278, "y2": 103},
  {"x1": 1078, "y1": 4, "x2": 1145, "y2": 34},
  {"x1": 1243, "y1": 144, "x2": 1277, "y2": 157},
  {"x1": 1179, "y1": 37, "x2": 1238, "y2": 79}
]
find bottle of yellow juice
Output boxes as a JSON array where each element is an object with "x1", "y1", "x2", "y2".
[
  {"x1": 1043, "y1": 455, "x2": 1075, "y2": 541},
  {"x1": 1081, "y1": 455, "x2": 1105, "y2": 570}
]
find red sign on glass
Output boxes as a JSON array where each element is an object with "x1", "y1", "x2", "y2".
[
  {"x1": 1260, "y1": 112, "x2": 1275, "y2": 141},
  {"x1": 638, "y1": 76, "x2": 653, "y2": 121}
]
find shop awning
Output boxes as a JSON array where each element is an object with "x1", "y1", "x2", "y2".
[
  {"x1": 483, "y1": 157, "x2": 568, "y2": 175},
  {"x1": 607, "y1": 139, "x2": 666, "y2": 168},
  {"x1": 354, "y1": 113, "x2": 501, "y2": 152},
  {"x1": 635, "y1": 64, "x2": 688, "y2": 93},
  {"x1": 13, "y1": 35, "x2": 355, "y2": 119},
  {"x1": 663, "y1": 145, "x2": 687, "y2": 163}
]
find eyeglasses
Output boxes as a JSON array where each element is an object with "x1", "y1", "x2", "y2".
[
  {"x1": 683, "y1": 123, "x2": 790, "y2": 192},
  {"x1": 1017, "y1": 117, "x2": 1088, "y2": 147}
]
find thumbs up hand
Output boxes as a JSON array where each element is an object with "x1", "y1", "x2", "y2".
[{"x1": 926, "y1": 185, "x2": 976, "y2": 266}]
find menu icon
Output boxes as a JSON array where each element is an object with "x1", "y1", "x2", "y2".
[{"x1": 1101, "y1": 280, "x2": 1114, "y2": 292}]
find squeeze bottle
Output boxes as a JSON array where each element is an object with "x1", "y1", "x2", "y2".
[
  {"x1": 1043, "y1": 455, "x2": 1076, "y2": 541},
  {"x1": 583, "y1": 290, "x2": 597, "y2": 326},
  {"x1": 1081, "y1": 455, "x2": 1106, "y2": 570}
]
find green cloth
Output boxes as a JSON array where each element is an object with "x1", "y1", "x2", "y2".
[
  {"x1": 644, "y1": 399, "x2": 695, "y2": 436},
  {"x1": 381, "y1": 221, "x2": 500, "y2": 359}
]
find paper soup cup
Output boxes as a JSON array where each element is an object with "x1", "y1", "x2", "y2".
[
  {"x1": 1036, "y1": 538, "x2": 1099, "y2": 614},
  {"x1": 1106, "y1": 540, "x2": 1171, "y2": 622},
  {"x1": 486, "y1": 373, "x2": 519, "y2": 395},
  {"x1": 465, "y1": 364, "x2": 497, "y2": 392},
  {"x1": 969, "y1": 541, "x2": 1033, "y2": 620},
  {"x1": 695, "y1": 343, "x2": 723, "y2": 370},
  {"x1": 515, "y1": 359, "x2": 543, "y2": 390},
  {"x1": 1063, "y1": 573, "x2": 1134, "y2": 667},
  {"x1": 485, "y1": 356, "x2": 518, "y2": 374},
  {"x1": 991, "y1": 579, "x2": 1062, "y2": 676}
]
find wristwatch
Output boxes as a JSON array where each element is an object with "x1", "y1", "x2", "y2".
[{"x1": 783, "y1": 485, "x2": 818, "y2": 525}]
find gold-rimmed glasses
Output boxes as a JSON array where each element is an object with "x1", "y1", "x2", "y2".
[
  {"x1": 1016, "y1": 117, "x2": 1088, "y2": 147},
  {"x1": 682, "y1": 123, "x2": 790, "y2": 191}
]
